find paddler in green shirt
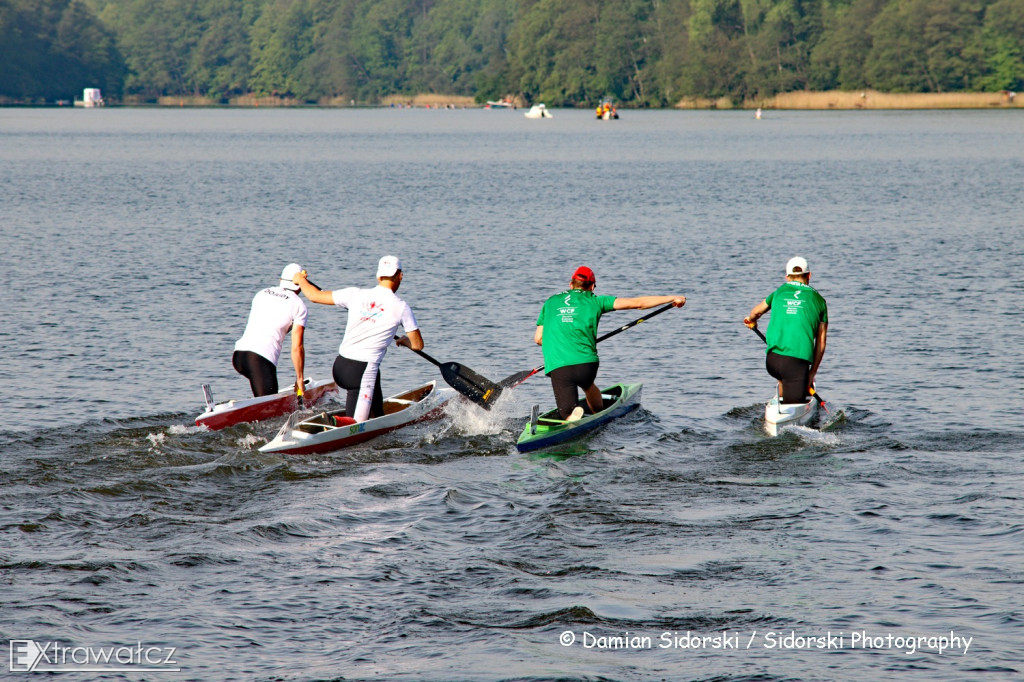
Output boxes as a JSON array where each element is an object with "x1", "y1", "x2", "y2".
[
  {"x1": 535, "y1": 266, "x2": 687, "y2": 420},
  {"x1": 744, "y1": 256, "x2": 828, "y2": 404}
]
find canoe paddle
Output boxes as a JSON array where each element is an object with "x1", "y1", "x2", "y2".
[
  {"x1": 299, "y1": 276, "x2": 505, "y2": 410},
  {"x1": 497, "y1": 302, "x2": 677, "y2": 390},
  {"x1": 397, "y1": 338, "x2": 503, "y2": 410},
  {"x1": 748, "y1": 325, "x2": 828, "y2": 412}
]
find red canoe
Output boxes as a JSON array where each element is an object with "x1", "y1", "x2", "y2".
[{"x1": 195, "y1": 378, "x2": 339, "y2": 430}]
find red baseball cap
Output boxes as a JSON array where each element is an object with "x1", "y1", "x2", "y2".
[{"x1": 572, "y1": 266, "x2": 596, "y2": 285}]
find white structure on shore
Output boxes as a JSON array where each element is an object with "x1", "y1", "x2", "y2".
[{"x1": 75, "y1": 88, "x2": 104, "y2": 108}]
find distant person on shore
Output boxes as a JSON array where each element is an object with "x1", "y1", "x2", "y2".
[
  {"x1": 744, "y1": 256, "x2": 828, "y2": 404},
  {"x1": 292, "y1": 256, "x2": 422, "y2": 422},
  {"x1": 534, "y1": 266, "x2": 686, "y2": 420},
  {"x1": 233, "y1": 263, "x2": 307, "y2": 397}
]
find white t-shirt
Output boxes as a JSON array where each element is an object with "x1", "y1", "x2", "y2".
[
  {"x1": 234, "y1": 286, "x2": 308, "y2": 366},
  {"x1": 332, "y1": 285, "x2": 418, "y2": 364}
]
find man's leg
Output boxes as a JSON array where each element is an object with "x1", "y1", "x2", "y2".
[
  {"x1": 766, "y1": 352, "x2": 810, "y2": 403},
  {"x1": 233, "y1": 350, "x2": 278, "y2": 397},
  {"x1": 549, "y1": 367, "x2": 580, "y2": 419},
  {"x1": 582, "y1": 384, "x2": 604, "y2": 414}
]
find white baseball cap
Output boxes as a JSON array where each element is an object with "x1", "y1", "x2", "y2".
[
  {"x1": 786, "y1": 256, "x2": 810, "y2": 276},
  {"x1": 280, "y1": 263, "x2": 303, "y2": 291},
  {"x1": 376, "y1": 255, "x2": 402, "y2": 278}
]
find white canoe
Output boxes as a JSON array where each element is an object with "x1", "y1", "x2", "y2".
[
  {"x1": 259, "y1": 381, "x2": 454, "y2": 455},
  {"x1": 195, "y1": 378, "x2": 338, "y2": 430},
  {"x1": 764, "y1": 392, "x2": 819, "y2": 436}
]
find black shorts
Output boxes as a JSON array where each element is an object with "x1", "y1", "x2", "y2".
[
  {"x1": 766, "y1": 351, "x2": 810, "y2": 404},
  {"x1": 233, "y1": 350, "x2": 279, "y2": 397},
  {"x1": 548, "y1": 362, "x2": 599, "y2": 419},
  {"x1": 332, "y1": 355, "x2": 385, "y2": 419}
]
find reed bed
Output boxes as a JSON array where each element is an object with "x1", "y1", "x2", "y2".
[
  {"x1": 380, "y1": 94, "x2": 476, "y2": 108},
  {"x1": 682, "y1": 90, "x2": 1021, "y2": 110}
]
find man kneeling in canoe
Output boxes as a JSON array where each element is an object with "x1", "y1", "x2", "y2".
[
  {"x1": 744, "y1": 256, "x2": 828, "y2": 404},
  {"x1": 534, "y1": 266, "x2": 686, "y2": 420},
  {"x1": 232, "y1": 263, "x2": 307, "y2": 397}
]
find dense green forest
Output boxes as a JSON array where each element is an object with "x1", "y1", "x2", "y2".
[{"x1": 2, "y1": 0, "x2": 1021, "y2": 105}]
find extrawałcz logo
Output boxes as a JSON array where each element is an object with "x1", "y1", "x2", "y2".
[{"x1": 10, "y1": 640, "x2": 179, "y2": 673}]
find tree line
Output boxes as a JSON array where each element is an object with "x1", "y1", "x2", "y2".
[{"x1": 2, "y1": 0, "x2": 1021, "y2": 106}]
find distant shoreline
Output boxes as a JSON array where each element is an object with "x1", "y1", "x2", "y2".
[
  {"x1": 156, "y1": 90, "x2": 1022, "y2": 109},
  {"x1": 158, "y1": 89, "x2": 1022, "y2": 109},
  {"x1": 6, "y1": 90, "x2": 1019, "y2": 109}
]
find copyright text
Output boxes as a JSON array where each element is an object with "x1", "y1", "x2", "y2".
[{"x1": 557, "y1": 630, "x2": 972, "y2": 656}]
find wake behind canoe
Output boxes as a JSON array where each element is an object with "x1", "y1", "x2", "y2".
[{"x1": 515, "y1": 383, "x2": 642, "y2": 453}]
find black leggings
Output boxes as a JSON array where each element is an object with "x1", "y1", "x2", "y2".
[
  {"x1": 548, "y1": 362, "x2": 600, "y2": 419},
  {"x1": 766, "y1": 351, "x2": 810, "y2": 404},
  {"x1": 233, "y1": 350, "x2": 278, "y2": 397},
  {"x1": 332, "y1": 355, "x2": 385, "y2": 419}
]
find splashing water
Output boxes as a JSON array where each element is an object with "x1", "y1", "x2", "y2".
[
  {"x1": 787, "y1": 424, "x2": 842, "y2": 447},
  {"x1": 236, "y1": 433, "x2": 264, "y2": 450},
  {"x1": 168, "y1": 423, "x2": 207, "y2": 436},
  {"x1": 444, "y1": 391, "x2": 527, "y2": 436}
]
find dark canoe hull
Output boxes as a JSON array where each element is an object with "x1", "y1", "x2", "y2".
[{"x1": 515, "y1": 383, "x2": 642, "y2": 453}]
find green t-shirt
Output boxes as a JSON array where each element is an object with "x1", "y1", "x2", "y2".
[
  {"x1": 764, "y1": 282, "x2": 828, "y2": 363},
  {"x1": 537, "y1": 289, "x2": 617, "y2": 373}
]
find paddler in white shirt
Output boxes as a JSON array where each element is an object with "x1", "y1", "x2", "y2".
[
  {"x1": 232, "y1": 263, "x2": 307, "y2": 397},
  {"x1": 292, "y1": 256, "x2": 423, "y2": 422}
]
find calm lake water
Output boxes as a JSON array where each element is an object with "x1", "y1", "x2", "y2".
[{"x1": 1, "y1": 107, "x2": 1022, "y2": 680}]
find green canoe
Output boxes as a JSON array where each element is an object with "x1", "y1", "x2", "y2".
[{"x1": 515, "y1": 383, "x2": 643, "y2": 453}]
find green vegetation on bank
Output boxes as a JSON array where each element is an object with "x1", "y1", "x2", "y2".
[{"x1": 2, "y1": 0, "x2": 1022, "y2": 106}]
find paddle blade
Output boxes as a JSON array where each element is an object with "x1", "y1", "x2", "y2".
[
  {"x1": 439, "y1": 362, "x2": 502, "y2": 410},
  {"x1": 809, "y1": 386, "x2": 829, "y2": 414}
]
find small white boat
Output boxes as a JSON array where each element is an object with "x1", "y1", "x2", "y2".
[
  {"x1": 195, "y1": 378, "x2": 338, "y2": 430},
  {"x1": 259, "y1": 381, "x2": 454, "y2": 455},
  {"x1": 524, "y1": 104, "x2": 552, "y2": 119},
  {"x1": 763, "y1": 391, "x2": 819, "y2": 436}
]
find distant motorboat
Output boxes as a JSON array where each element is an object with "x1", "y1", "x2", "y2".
[
  {"x1": 485, "y1": 99, "x2": 514, "y2": 109},
  {"x1": 524, "y1": 104, "x2": 552, "y2": 119},
  {"x1": 596, "y1": 101, "x2": 619, "y2": 120}
]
